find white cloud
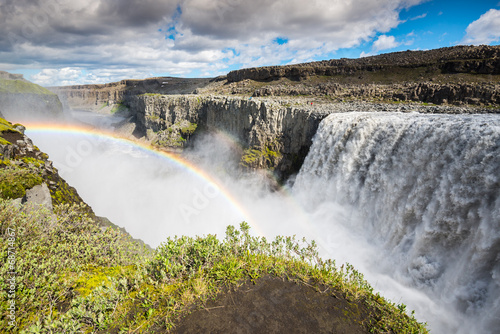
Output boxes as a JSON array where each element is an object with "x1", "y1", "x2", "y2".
[
  {"x1": 462, "y1": 9, "x2": 500, "y2": 45},
  {"x1": 410, "y1": 13, "x2": 427, "y2": 20},
  {"x1": 0, "y1": 0, "x2": 427, "y2": 85},
  {"x1": 32, "y1": 68, "x2": 83, "y2": 86},
  {"x1": 373, "y1": 35, "x2": 400, "y2": 52}
]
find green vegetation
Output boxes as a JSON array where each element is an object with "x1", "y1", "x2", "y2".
[
  {"x1": 140, "y1": 93, "x2": 162, "y2": 97},
  {"x1": 110, "y1": 103, "x2": 128, "y2": 114},
  {"x1": 152, "y1": 122, "x2": 198, "y2": 149},
  {"x1": 0, "y1": 200, "x2": 147, "y2": 332},
  {"x1": 0, "y1": 79, "x2": 55, "y2": 95},
  {"x1": 0, "y1": 117, "x2": 15, "y2": 133},
  {"x1": 146, "y1": 114, "x2": 161, "y2": 122},
  {"x1": 0, "y1": 165, "x2": 43, "y2": 199},
  {"x1": 179, "y1": 122, "x2": 197, "y2": 136},
  {"x1": 0, "y1": 118, "x2": 20, "y2": 144},
  {"x1": 0, "y1": 206, "x2": 427, "y2": 333},
  {"x1": 240, "y1": 145, "x2": 282, "y2": 168}
]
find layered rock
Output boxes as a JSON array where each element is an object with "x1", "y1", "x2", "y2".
[
  {"x1": 128, "y1": 94, "x2": 496, "y2": 179},
  {"x1": 227, "y1": 45, "x2": 500, "y2": 82},
  {"x1": 250, "y1": 81, "x2": 500, "y2": 106},
  {"x1": 127, "y1": 94, "x2": 327, "y2": 177},
  {"x1": 50, "y1": 77, "x2": 214, "y2": 112}
]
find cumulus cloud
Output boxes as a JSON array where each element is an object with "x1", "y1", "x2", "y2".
[
  {"x1": 360, "y1": 34, "x2": 400, "y2": 57},
  {"x1": 373, "y1": 35, "x2": 400, "y2": 51},
  {"x1": 462, "y1": 9, "x2": 500, "y2": 45},
  {"x1": 0, "y1": 0, "x2": 426, "y2": 85}
]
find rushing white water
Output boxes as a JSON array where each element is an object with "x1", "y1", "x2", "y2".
[{"x1": 294, "y1": 112, "x2": 500, "y2": 334}]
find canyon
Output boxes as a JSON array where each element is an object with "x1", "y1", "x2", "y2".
[{"x1": 49, "y1": 45, "x2": 500, "y2": 179}]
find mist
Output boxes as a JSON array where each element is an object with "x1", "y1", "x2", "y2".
[{"x1": 23, "y1": 110, "x2": 499, "y2": 334}]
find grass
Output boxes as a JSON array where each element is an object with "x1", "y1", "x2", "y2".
[
  {"x1": 0, "y1": 117, "x2": 20, "y2": 144},
  {"x1": 0, "y1": 79, "x2": 55, "y2": 95},
  {"x1": 140, "y1": 93, "x2": 162, "y2": 97},
  {"x1": 179, "y1": 122, "x2": 197, "y2": 136}
]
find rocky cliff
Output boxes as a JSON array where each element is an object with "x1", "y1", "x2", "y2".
[
  {"x1": 0, "y1": 116, "x2": 89, "y2": 209},
  {"x1": 50, "y1": 77, "x2": 214, "y2": 112},
  {"x1": 227, "y1": 45, "x2": 500, "y2": 82},
  {"x1": 127, "y1": 94, "x2": 493, "y2": 179},
  {"x1": 126, "y1": 94, "x2": 328, "y2": 177},
  {"x1": 0, "y1": 71, "x2": 63, "y2": 121}
]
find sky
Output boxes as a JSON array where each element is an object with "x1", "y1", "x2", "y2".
[{"x1": 1, "y1": 0, "x2": 499, "y2": 87}]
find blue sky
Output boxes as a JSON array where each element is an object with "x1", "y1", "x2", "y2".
[{"x1": 0, "y1": 0, "x2": 499, "y2": 86}]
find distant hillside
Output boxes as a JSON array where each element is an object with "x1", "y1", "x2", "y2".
[
  {"x1": 0, "y1": 71, "x2": 63, "y2": 121},
  {"x1": 227, "y1": 45, "x2": 500, "y2": 82}
]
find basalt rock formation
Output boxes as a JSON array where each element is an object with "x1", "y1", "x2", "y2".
[
  {"x1": 227, "y1": 45, "x2": 500, "y2": 82},
  {"x1": 50, "y1": 77, "x2": 214, "y2": 112}
]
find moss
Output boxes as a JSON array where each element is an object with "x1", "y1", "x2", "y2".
[
  {"x1": 48, "y1": 175, "x2": 87, "y2": 207},
  {"x1": 21, "y1": 157, "x2": 45, "y2": 167},
  {"x1": 73, "y1": 266, "x2": 137, "y2": 298},
  {"x1": 0, "y1": 166, "x2": 43, "y2": 199},
  {"x1": 0, "y1": 79, "x2": 56, "y2": 95},
  {"x1": 110, "y1": 103, "x2": 128, "y2": 114},
  {"x1": 240, "y1": 145, "x2": 282, "y2": 168},
  {"x1": 180, "y1": 122, "x2": 197, "y2": 136},
  {"x1": 0, "y1": 118, "x2": 16, "y2": 133}
]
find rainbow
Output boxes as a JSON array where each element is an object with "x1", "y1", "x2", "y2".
[{"x1": 23, "y1": 122, "x2": 265, "y2": 236}]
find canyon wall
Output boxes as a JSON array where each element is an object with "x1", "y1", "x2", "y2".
[
  {"x1": 50, "y1": 77, "x2": 214, "y2": 111},
  {"x1": 127, "y1": 94, "x2": 492, "y2": 179},
  {"x1": 128, "y1": 95, "x2": 327, "y2": 177}
]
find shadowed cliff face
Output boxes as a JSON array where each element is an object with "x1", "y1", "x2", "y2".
[
  {"x1": 126, "y1": 94, "x2": 499, "y2": 180},
  {"x1": 126, "y1": 94, "x2": 327, "y2": 179}
]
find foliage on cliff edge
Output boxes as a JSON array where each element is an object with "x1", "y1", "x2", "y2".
[{"x1": 0, "y1": 201, "x2": 427, "y2": 333}]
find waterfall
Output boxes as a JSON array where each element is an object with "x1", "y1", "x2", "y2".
[{"x1": 294, "y1": 112, "x2": 500, "y2": 333}]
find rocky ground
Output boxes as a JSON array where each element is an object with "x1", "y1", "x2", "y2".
[{"x1": 173, "y1": 276, "x2": 370, "y2": 334}]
